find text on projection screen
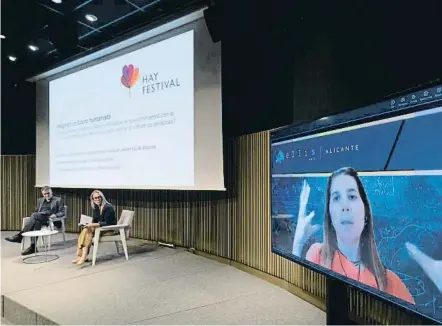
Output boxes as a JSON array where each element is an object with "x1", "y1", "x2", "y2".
[{"x1": 49, "y1": 31, "x2": 194, "y2": 188}]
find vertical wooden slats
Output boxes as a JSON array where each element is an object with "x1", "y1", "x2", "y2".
[
  {"x1": 0, "y1": 133, "x2": 424, "y2": 324},
  {"x1": 1, "y1": 155, "x2": 39, "y2": 231}
]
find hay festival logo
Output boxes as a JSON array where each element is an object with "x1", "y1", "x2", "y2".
[
  {"x1": 141, "y1": 71, "x2": 181, "y2": 95},
  {"x1": 120, "y1": 64, "x2": 181, "y2": 98},
  {"x1": 121, "y1": 64, "x2": 140, "y2": 97}
]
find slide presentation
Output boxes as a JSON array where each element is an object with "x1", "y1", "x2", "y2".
[{"x1": 49, "y1": 31, "x2": 195, "y2": 188}]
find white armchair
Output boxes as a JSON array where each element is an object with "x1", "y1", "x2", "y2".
[
  {"x1": 48, "y1": 206, "x2": 68, "y2": 250},
  {"x1": 91, "y1": 209, "x2": 135, "y2": 266},
  {"x1": 21, "y1": 206, "x2": 68, "y2": 251}
]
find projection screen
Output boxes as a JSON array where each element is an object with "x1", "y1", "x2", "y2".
[{"x1": 33, "y1": 9, "x2": 224, "y2": 190}]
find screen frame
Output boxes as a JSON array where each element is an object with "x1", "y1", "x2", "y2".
[{"x1": 270, "y1": 82, "x2": 442, "y2": 325}]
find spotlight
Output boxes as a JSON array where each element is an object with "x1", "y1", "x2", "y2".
[
  {"x1": 28, "y1": 44, "x2": 39, "y2": 51},
  {"x1": 0, "y1": 34, "x2": 5, "y2": 39},
  {"x1": 85, "y1": 14, "x2": 98, "y2": 22},
  {"x1": 52, "y1": 0, "x2": 62, "y2": 3},
  {"x1": 320, "y1": 117, "x2": 328, "y2": 120},
  {"x1": 8, "y1": 55, "x2": 17, "y2": 62}
]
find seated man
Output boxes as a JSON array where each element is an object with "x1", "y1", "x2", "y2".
[{"x1": 5, "y1": 186, "x2": 65, "y2": 255}]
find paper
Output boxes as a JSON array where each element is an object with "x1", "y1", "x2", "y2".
[{"x1": 80, "y1": 214, "x2": 93, "y2": 225}]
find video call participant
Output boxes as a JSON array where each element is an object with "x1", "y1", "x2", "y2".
[
  {"x1": 292, "y1": 167, "x2": 414, "y2": 304},
  {"x1": 5, "y1": 186, "x2": 65, "y2": 255},
  {"x1": 73, "y1": 190, "x2": 117, "y2": 265}
]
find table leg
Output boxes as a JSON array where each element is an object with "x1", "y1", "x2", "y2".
[
  {"x1": 21, "y1": 234, "x2": 59, "y2": 264},
  {"x1": 34, "y1": 236, "x2": 38, "y2": 257},
  {"x1": 42, "y1": 236, "x2": 47, "y2": 262}
]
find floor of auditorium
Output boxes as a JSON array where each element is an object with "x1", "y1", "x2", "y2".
[{"x1": 1, "y1": 231, "x2": 325, "y2": 325}]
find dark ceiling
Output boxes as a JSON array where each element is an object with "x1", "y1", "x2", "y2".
[
  {"x1": 2, "y1": 0, "x2": 442, "y2": 155},
  {"x1": 1, "y1": 0, "x2": 205, "y2": 85}
]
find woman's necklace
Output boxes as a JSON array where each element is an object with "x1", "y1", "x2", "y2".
[
  {"x1": 351, "y1": 259, "x2": 362, "y2": 267},
  {"x1": 337, "y1": 250, "x2": 361, "y2": 282}
]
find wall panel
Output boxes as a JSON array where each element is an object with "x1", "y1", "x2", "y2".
[
  {"x1": 0, "y1": 156, "x2": 39, "y2": 230},
  {"x1": 0, "y1": 133, "x2": 426, "y2": 324}
]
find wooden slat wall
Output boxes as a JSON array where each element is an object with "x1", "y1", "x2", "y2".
[
  {"x1": 0, "y1": 133, "x2": 425, "y2": 324},
  {"x1": 0, "y1": 156, "x2": 39, "y2": 230}
]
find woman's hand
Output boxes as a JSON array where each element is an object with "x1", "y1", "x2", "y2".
[
  {"x1": 85, "y1": 223, "x2": 99, "y2": 229},
  {"x1": 406, "y1": 242, "x2": 442, "y2": 294},
  {"x1": 292, "y1": 180, "x2": 321, "y2": 257}
]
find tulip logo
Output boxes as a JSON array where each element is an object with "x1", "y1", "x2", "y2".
[{"x1": 121, "y1": 64, "x2": 139, "y2": 97}]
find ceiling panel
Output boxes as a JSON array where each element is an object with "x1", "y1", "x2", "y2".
[
  {"x1": 77, "y1": 20, "x2": 101, "y2": 38},
  {"x1": 1, "y1": 0, "x2": 205, "y2": 85},
  {"x1": 77, "y1": 1, "x2": 136, "y2": 34},
  {"x1": 127, "y1": 0, "x2": 160, "y2": 8}
]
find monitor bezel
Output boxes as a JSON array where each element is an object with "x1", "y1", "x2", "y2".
[{"x1": 269, "y1": 83, "x2": 442, "y2": 325}]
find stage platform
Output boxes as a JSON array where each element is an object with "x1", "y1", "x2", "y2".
[{"x1": 1, "y1": 231, "x2": 325, "y2": 325}]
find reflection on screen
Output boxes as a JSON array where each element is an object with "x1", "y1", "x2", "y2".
[{"x1": 271, "y1": 103, "x2": 442, "y2": 322}]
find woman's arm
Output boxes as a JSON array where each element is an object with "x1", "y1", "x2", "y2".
[
  {"x1": 292, "y1": 180, "x2": 320, "y2": 257},
  {"x1": 99, "y1": 205, "x2": 117, "y2": 227},
  {"x1": 406, "y1": 242, "x2": 442, "y2": 294},
  {"x1": 385, "y1": 270, "x2": 415, "y2": 305},
  {"x1": 305, "y1": 242, "x2": 322, "y2": 264}
]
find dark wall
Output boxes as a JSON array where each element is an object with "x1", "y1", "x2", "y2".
[
  {"x1": 286, "y1": 1, "x2": 442, "y2": 122},
  {"x1": 1, "y1": 81, "x2": 36, "y2": 154},
  {"x1": 220, "y1": 1, "x2": 441, "y2": 136},
  {"x1": 220, "y1": 0, "x2": 298, "y2": 137}
]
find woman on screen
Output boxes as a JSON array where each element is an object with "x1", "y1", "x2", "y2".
[
  {"x1": 292, "y1": 167, "x2": 415, "y2": 304},
  {"x1": 72, "y1": 190, "x2": 117, "y2": 265}
]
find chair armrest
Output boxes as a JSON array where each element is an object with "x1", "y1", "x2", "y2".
[
  {"x1": 22, "y1": 216, "x2": 31, "y2": 229},
  {"x1": 50, "y1": 216, "x2": 66, "y2": 222},
  {"x1": 93, "y1": 224, "x2": 128, "y2": 239},
  {"x1": 99, "y1": 224, "x2": 129, "y2": 231}
]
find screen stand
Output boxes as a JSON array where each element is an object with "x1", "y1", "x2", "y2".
[{"x1": 326, "y1": 277, "x2": 355, "y2": 325}]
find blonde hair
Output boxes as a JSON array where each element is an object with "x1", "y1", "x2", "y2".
[{"x1": 90, "y1": 190, "x2": 111, "y2": 209}]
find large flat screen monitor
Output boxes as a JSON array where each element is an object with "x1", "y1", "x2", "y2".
[{"x1": 270, "y1": 84, "x2": 442, "y2": 323}]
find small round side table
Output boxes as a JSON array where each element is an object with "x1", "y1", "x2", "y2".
[{"x1": 21, "y1": 230, "x2": 59, "y2": 264}]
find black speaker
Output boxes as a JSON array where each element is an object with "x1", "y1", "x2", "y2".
[{"x1": 203, "y1": 5, "x2": 222, "y2": 43}]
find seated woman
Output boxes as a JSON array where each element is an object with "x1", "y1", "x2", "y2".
[{"x1": 73, "y1": 190, "x2": 117, "y2": 265}]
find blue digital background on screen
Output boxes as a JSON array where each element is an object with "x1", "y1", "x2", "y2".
[
  {"x1": 271, "y1": 174, "x2": 442, "y2": 321},
  {"x1": 270, "y1": 101, "x2": 442, "y2": 322}
]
